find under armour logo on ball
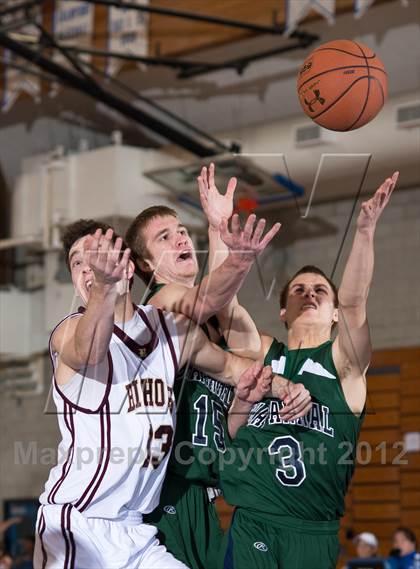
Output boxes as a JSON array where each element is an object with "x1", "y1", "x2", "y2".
[
  {"x1": 253, "y1": 542, "x2": 268, "y2": 552},
  {"x1": 163, "y1": 505, "x2": 176, "y2": 515}
]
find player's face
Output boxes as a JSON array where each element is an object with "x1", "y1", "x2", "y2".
[
  {"x1": 68, "y1": 236, "x2": 93, "y2": 303},
  {"x1": 356, "y1": 541, "x2": 376, "y2": 559},
  {"x1": 68, "y1": 235, "x2": 132, "y2": 303},
  {"x1": 142, "y1": 215, "x2": 198, "y2": 283},
  {"x1": 392, "y1": 531, "x2": 415, "y2": 556},
  {"x1": 280, "y1": 273, "x2": 338, "y2": 331}
]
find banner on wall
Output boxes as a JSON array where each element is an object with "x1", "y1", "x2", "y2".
[
  {"x1": 354, "y1": 0, "x2": 409, "y2": 19},
  {"x1": 107, "y1": 0, "x2": 149, "y2": 77},
  {"x1": 1, "y1": 2, "x2": 41, "y2": 112},
  {"x1": 285, "y1": 0, "x2": 336, "y2": 35},
  {"x1": 285, "y1": 0, "x2": 409, "y2": 32},
  {"x1": 52, "y1": 1, "x2": 94, "y2": 73}
]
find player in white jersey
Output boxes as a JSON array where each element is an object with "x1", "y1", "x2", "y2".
[{"x1": 34, "y1": 219, "x2": 298, "y2": 569}]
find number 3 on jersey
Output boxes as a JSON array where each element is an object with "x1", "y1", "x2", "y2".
[
  {"x1": 268, "y1": 435, "x2": 306, "y2": 486},
  {"x1": 192, "y1": 394, "x2": 226, "y2": 452}
]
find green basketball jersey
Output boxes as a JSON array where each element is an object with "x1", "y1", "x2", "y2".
[
  {"x1": 145, "y1": 282, "x2": 234, "y2": 486},
  {"x1": 220, "y1": 338, "x2": 364, "y2": 521}
]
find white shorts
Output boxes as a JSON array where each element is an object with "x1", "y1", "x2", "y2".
[{"x1": 34, "y1": 505, "x2": 189, "y2": 569}]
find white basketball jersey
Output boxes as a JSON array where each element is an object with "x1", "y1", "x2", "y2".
[{"x1": 39, "y1": 304, "x2": 179, "y2": 521}]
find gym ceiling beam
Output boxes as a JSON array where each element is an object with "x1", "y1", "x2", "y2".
[
  {"x1": 0, "y1": 32, "x2": 226, "y2": 158},
  {"x1": 81, "y1": 0, "x2": 312, "y2": 40}
]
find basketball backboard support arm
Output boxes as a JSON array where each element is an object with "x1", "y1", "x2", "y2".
[{"x1": 144, "y1": 154, "x2": 305, "y2": 213}]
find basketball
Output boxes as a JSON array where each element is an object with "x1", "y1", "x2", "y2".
[{"x1": 297, "y1": 39, "x2": 388, "y2": 131}]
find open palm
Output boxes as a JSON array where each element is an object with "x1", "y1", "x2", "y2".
[
  {"x1": 198, "y1": 162, "x2": 237, "y2": 228},
  {"x1": 357, "y1": 171, "x2": 399, "y2": 232}
]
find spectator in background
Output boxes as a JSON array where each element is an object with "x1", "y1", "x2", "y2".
[
  {"x1": 354, "y1": 532, "x2": 380, "y2": 559},
  {"x1": 342, "y1": 532, "x2": 380, "y2": 568},
  {"x1": 13, "y1": 536, "x2": 34, "y2": 569},
  {"x1": 0, "y1": 553, "x2": 13, "y2": 569},
  {"x1": 387, "y1": 527, "x2": 419, "y2": 569},
  {"x1": 0, "y1": 518, "x2": 21, "y2": 569},
  {"x1": 0, "y1": 519, "x2": 21, "y2": 537}
]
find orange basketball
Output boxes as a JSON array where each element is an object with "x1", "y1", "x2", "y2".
[{"x1": 297, "y1": 39, "x2": 388, "y2": 131}]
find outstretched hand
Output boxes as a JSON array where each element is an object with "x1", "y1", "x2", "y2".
[
  {"x1": 236, "y1": 362, "x2": 272, "y2": 405},
  {"x1": 83, "y1": 228, "x2": 131, "y2": 286},
  {"x1": 198, "y1": 162, "x2": 237, "y2": 229},
  {"x1": 279, "y1": 382, "x2": 312, "y2": 422},
  {"x1": 357, "y1": 171, "x2": 399, "y2": 233},
  {"x1": 220, "y1": 213, "x2": 281, "y2": 264}
]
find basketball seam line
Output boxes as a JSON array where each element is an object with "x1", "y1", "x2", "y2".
[
  {"x1": 347, "y1": 41, "x2": 371, "y2": 130},
  {"x1": 298, "y1": 65, "x2": 387, "y2": 92},
  {"x1": 312, "y1": 47, "x2": 376, "y2": 59},
  {"x1": 308, "y1": 76, "x2": 385, "y2": 124}
]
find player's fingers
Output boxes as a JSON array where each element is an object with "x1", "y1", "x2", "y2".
[
  {"x1": 281, "y1": 394, "x2": 303, "y2": 416},
  {"x1": 242, "y1": 213, "x2": 256, "y2": 242},
  {"x1": 226, "y1": 177, "x2": 237, "y2": 200},
  {"x1": 258, "y1": 222, "x2": 281, "y2": 251},
  {"x1": 238, "y1": 367, "x2": 256, "y2": 387},
  {"x1": 378, "y1": 190, "x2": 388, "y2": 208},
  {"x1": 261, "y1": 376, "x2": 272, "y2": 393},
  {"x1": 201, "y1": 166, "x2": 208, "y2": 190},
  {"x1": 97, "y1": 229, "x2": 113, "y2": 261},
  {"x1": 87, "y1": 229, "x2": 102, "y2": 254},
  {"x1": 115, "y1": 248, "x2": 131, "y2": 277},
  {"x1": 99, "y1": 230, "x2": 116, "y2": 267},
  {"x1": 219, "y1": 217, "x2": 229, "y2": 239},
  {"x1": 209, "y1": 162, "x2": 215, "y2": 187},
  {"x1": 83, "y1": 233, "x2": 93, "y2": 253},
  {"x1": 88, "y1": 229, "x2": 103, "y2": 264},
  {"x1": 388, "y1": 171, "x2": 399, "y2": 196},
  {"x1": 251, "y1": 218, "x2": 266, "y2": 248},
  {"x1": 197, "y1": 175, "x2": 207, "y2": 198},
  {"x1": 103, "y1": 228, "x2": 114, "y2": 244},
  {"x1": 281, "y1": 395, "x2": 311, "y2": 420},
  {"x1": 282, "y1": 398, "x2": 312, "y2": 421},
  {"x1": 283, "y1": 384, "x2": 308, "y2": 406},
  {"x1": 82, "y1": 236, "x2": 93, "y2": 265},
  {"x1": 391, "y1": 171, "x2": 399, "y2": 184},
  {"x1": 260, "y1": 365, "x2": 272, "y2": 381},
  {"x1": 231, "y1": 213, "x2": 241, "y2": 235},
  {"x1": 292, "y1": 394, "x2": 312, "y2": 415},
  {"x1": 108, "y1": 236, "x2": 123, "y2": 267},
  {"x1": 199, "y1": 186, "x2": 209, "y2": 210},
  {"x1": 249, "y1": 360, "x2": 263, "y2": 377}
]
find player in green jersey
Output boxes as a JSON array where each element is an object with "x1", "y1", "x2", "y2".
[
  {"x1": 218, "y1": 171, "x2": 400, "y2": 569},
  {"x1": 125, "y1": 183, "x2": 312, "y2": 569}
]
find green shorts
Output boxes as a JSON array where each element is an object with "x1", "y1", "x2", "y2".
[
  {"x1": 144, "y1": 473, "x2": 224, "y2": 569},
  {"x1": 221, "y1": 508, "x2": 340, "y2": 569}
]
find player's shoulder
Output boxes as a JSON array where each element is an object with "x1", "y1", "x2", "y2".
[
  {"x1": 135, "y1": 303, "x2": 179, "y2": 333},
  {"x1": 148, "y1": 282, "x2": 190, "y2": 311},
  {"x1": 51, "y1": 310, "x2": 83, "y2": 354},
  {"x1": 261, "y1": 333, "x2": 279, "y2": 359}
]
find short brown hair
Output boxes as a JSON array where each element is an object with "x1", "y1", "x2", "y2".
[
  {"x1": 394, "y1": 527, "x2": 417, "y2": 547},
  {"x1": 280, "y1": 265, "x2": 339, "y2": 309},
  {"x1": 125, "y1": 205, "x2": 178, "y2": 284},
  {"x1": 61, "y1": 218, "x2": 131, "y2": 289},
  {"x1": 62, "y1": 219, "x2": 113, "y2": 268}
]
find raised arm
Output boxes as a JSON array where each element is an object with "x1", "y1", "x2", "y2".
[
  {"x1": 53, "y1": 229, "x2": 132, "y2": 371},
  {"x1": 333, "y1": 172, "x2": 399, "y2": 413},
  {"x1": 198, "y1": 163, "x2": 279, "y2": 356},
  {"x1": 152, "y1": 210, "x2": 280, "y2": 326},
  {"x1": 175, "y1": 315, "x2": 312, "y2": 420}
]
